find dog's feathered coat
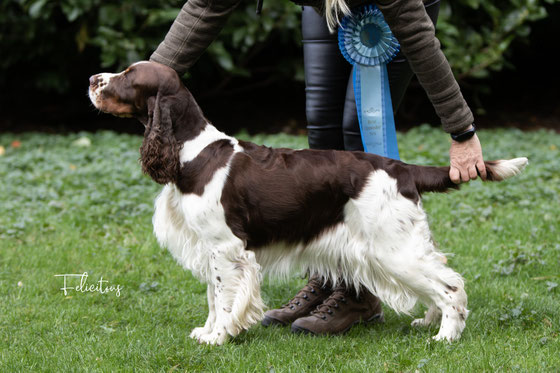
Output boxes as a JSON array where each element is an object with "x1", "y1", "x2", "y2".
[{"x1": 89, "y1": 61, "x2": 528, "y2": 345}]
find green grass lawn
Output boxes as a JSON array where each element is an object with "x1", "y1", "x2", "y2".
[{"x1": 0, "y1": 126, "x2": 558, "y2": 372}]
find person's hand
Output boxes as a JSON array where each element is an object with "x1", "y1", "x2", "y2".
[{"x1": 449, "y1": 131, "x2": 486, "y2": 184}]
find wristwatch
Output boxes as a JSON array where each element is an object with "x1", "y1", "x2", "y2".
[{"x1": 451, "y1": 124, "x2": 476, "y2": 142}]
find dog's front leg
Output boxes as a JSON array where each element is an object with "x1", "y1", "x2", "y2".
[
  {"x1": 189, "y1": 284, "x2": 216, "y2": 340},
  {"x1": 195, "y1": 243, "x2": 265, "y2": 345}
]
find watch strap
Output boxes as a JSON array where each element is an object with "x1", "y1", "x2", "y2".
[{"x1": 451, "y1": 124, "x2": 476, "y2": 142}]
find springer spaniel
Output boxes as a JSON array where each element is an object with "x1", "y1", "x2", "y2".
[{"x1": 88, "y1": 61, "x2": 527, "y2": 345}]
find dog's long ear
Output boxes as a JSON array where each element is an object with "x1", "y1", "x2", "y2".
[{"x1": 140, "y1": 92, "x2": 180, "y2": 185}]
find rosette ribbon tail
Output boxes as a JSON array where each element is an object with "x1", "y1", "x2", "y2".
[{"x1": 338, "y1": 5, "x2": 400, "y2": 160}]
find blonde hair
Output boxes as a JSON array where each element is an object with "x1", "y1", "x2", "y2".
[{"x1": 324, "y1": 0, "x2": 351, "y2": 32}]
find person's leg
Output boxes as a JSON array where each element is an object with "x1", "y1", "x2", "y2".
[
  {"x1": 342, "y1": 0, "x2": 441, "y2": 151},
  {"x1": 263, "y1": 6, "x2": 386, "y2": 335},
  {"x1": 302, "y1": 6, "x2": 351, "y2": 150},
  {"x1": 263, "y1": 7, "x2": 364, "y2": 328},
  {"x1": 262, "y1": 8, "x2": 352, "y2": 327}
]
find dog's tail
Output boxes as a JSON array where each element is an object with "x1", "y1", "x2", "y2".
[{"x1": 413, "y1": 157, "x2": 528, "y2": 194}]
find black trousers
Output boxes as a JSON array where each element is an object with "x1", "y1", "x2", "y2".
[{"x1": 302, "y1": 1, "x2": 440, "y2": 151}]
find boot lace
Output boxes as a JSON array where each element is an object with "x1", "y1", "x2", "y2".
[
  {"x1": 310, "y1": 287, "x2": 348, "y2": 319},
  {"x1": 282, "y1": 278, "x2": 324, "y2": 310}
]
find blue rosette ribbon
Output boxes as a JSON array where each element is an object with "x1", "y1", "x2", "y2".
[{"x1": 338, "y1": 5, "x2": 400, "y2": 159}]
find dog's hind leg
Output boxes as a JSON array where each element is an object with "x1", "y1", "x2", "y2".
[
  {"x1": 362, "y1": 227, "x2": 467, "y2": 341},
  {"x1": 411, "y1": 304, "x2": 441, "y2": 328},
  {"x1": 389, "y1": 258, "x2": 468, "y2": 341},
  {"x1": 429, "y1": 278, "x2": 468, "y2": 342},
  {"x1": 376, "y1": 255, "x2": 468, "y2": 341},
  {"x1": 344, "y1": 170, "x2": 468, "y2": 341},
  {"x1": 195, "y1": 243, "x2": 265, "y2": 345},
  {"x1": 404, "y1": 253, "x2": 469, "y2": 342},
  {"x1": 189, "y1": 284, "x2": 217, "y2": 340}
]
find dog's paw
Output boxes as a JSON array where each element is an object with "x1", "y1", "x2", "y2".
[
  {"x1": 412, "y1": 306, "x2": 442, "y2": 328},
  {"x1": 196, "y1": 330, "x2": 228, "y2": 346},
  {"x1": 411, "y1": 318, "x2": 428, "y2": 328},
  {"x1": 189, "y1": 327, "x2": 211, "y2": 340},
  {"x1": 432, "y1": 334, "x2": 451, "y2": 342},
  {"x1": 432, "y1": 330, "x2": 461, "y2": 342}
]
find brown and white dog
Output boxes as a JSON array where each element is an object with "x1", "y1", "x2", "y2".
[{"x1": 88, "y1": 61, "x2": 527, "y2": 345}]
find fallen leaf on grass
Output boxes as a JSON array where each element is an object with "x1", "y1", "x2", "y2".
[
  {"x1": 546, "y1": 281, "x2": 558, "y2": 292},
  {"x1": 531, "y1": 276, "x2": 558, "y2": 280},
  {"x1": 72, "y1": 137, "x2": 91, "y2": 147},
  {"x1": 417, "y1": 358, "x2": 430, "y2": 369},
  {"x1": 139, "y1": 281, "x2": 159, "y2": 292},
  {"x1": 100, "y1": 325, "x2": 115, "y2": 333}
]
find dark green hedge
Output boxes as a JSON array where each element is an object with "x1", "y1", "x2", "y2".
[{"x1": 0, "y1": 0, "x2": 557, "y2": 95}]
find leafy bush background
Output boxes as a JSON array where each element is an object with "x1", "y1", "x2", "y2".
[{"x1": 0, "y1": 0, "x2": 558, "y2": 95}]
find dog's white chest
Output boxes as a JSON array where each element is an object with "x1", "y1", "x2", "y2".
[
  {"x1": 152, "y1": 165, "x2": 240, "y2": 280},
  {"x1": 151, "y1": 125, "x2": 246, "y2": 280}
]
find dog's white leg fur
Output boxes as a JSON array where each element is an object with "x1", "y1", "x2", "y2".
[
  {"x1": 156, "y1": 196, "x2": 266, "y2": 345},
  {"x1": 189, "y1": 284, "x2": 216, "y2": 340},
  {"x1": 360, "y1": 236, "x2": 468, "y2": 342},
  {"x1": 327, "y1": 170, "x2": 467, "y2": 341},
  {"x1": 342, "y1": 171, "x2": 469, "y2": 341},
  {"x1": 412, "y1": 304, "x2": 441, "y2": 327},
  {"x1": 402, "y1": 261, "x2": 468, "y2": 341},
  {"x1": 196, "y1": 244, "x2": 265, "y2": 345},
  {"x1": 153, "y1": 139, "x2": 265, "y2": 345}
]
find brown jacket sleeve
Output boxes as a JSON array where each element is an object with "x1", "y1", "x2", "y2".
[
  {"x1": 150, "y1": 0, "x2": 242, "y2": 74},
  {"x1": 377, "y1": 0, "x2": 474, "y2": 133},
  {"x1": 151, "y1": 0, "x2": 473, "y2": 133}
]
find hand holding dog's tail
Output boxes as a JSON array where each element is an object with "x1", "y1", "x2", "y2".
[{"x1": 414, "y1": 157, "x2": 528, "y2": 194}]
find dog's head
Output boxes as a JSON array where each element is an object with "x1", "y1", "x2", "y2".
[
  {"x1": 88, "y1": 61, "x2": 206, "y2": 185},
  {"x1": 88, "y1": 61, "x2": 181, "y2": 119}
]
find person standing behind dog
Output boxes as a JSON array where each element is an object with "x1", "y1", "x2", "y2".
[{"x1": 149, "y1": 0, "x2": 486, "y2": 336}]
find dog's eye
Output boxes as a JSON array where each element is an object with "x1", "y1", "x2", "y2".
[{"x1": 124, "y1": 70, "x2": 136, "y2": 82}]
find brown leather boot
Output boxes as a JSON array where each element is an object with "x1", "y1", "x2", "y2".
[
  {"x1": 290, "y1": 285, "x2": 384, "y2": 335},
  {"x1": 262, "y1": 275, "x2": 333, "y2": 327}
]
